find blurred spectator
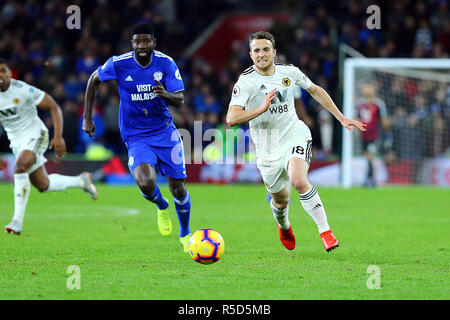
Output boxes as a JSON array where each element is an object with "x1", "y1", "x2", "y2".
[
  {"x1": 62, "y1": 101, "x2": 80, "y2": 153},
  {"x1": 397, "y1": 16, "x2": 417, "y2": 56},
  {"x1": 414, "y1": 20, "x2": 433, "y2": 54},
  {"x1": 392, "y1": 107, "x2": 418, "y2": 160},
  {"x1": 414, "y1": 96, "x2": 429, "y2": 121},
  {"x1": 29, "y1": 39, "x2": 47, "y2": 77},
  {"x1": 196, "y1": 94, "x2": 222, "y2": 116},
  {"x1": 431, "y1": 0, "x2": 449, "y2": 31},
  {"x1": 64, "y1": 73, "x2": 84, "y2": 101},
  {"x1": 76, "y1": 49, "x2": 100, "y2": 75},
  {"x1": 437, "y1": 20, "x2": 450, "y2": 54},
  {"x1": 192, "y1": 83, "x2": 212, "y2": 112}
]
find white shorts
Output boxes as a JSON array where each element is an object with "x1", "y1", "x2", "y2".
[
  {"x1": 257, "y1": 127, "x2": 312, "y2": 194},
  {"x1": 10, "y1": 128, "x2": 49, "y2": 174}
]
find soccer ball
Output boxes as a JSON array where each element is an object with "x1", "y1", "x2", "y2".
[{"x1": 188, "y1": 228, "x2": 225, "y2": 264}]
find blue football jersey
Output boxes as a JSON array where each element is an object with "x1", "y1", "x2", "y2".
[{"x1": 97, "y1": 50, "x2": 184, "y2": 145}]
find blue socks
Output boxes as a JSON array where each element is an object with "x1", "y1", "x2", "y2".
[
  {"x1": 173, "y1": 191, "x2": 191, "y2": 237},
  {"x1": 141, "y1": 185, "x2": 168, "y2": 210},
  {"x1": 141, "y1": 185, "x2": 191, "y2": 237}
]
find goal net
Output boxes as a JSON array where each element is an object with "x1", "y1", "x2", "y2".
[{"x1": 342, "y1": 58, "x2": 450, "y2": 187}]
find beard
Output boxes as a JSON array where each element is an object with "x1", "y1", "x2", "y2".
[{"x1": 135, "y1": 50, "x2": 152, "y2": 66}]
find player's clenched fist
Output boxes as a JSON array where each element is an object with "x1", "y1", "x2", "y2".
[
  {"x1": 49, "y1": 136, "x2": 67, "y2": 163},
  {"x1": 82, "y1": 118, "x2": 96, "y2": 137},
  {"x1": 260, "y1": 88, "x2": 277, "y2": 112}
]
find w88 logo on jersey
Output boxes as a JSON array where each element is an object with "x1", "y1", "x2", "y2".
[{"x1": 269, "y1": 104, "x2": 288, "y2": 114}]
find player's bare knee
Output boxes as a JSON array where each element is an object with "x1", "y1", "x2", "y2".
[
  {"x1": 272, "y1": 197, "x2": 289, "y2": 209},
  {"x1": 136, "y1": 176, "x2": 156, "y2": 194},
  {"x1": 291, "y1": 178, "x2": 310, "y2": 194},
  {"x1": 14, "y1": 163, "x2": 30, "y2": 174},
  {"x1": 35, "y1": 181, "x2": 49, "y2": 193},
  {"x1": 170, "y1": 181, "x2": 186, "y2": 199},
  {"x1": 172, "y1": 188, "x2": 186, "y2": 200}
]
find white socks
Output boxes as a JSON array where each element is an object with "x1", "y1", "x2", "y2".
[
  {"x1": 11, "y1": 173, "x2": 86, "y2": 227},
  {"x1": 270, "y1": 186, "x2": 331, "y2": 234},
  {"x1": 47, "y1": 174, "x2": 84, "y2": 192},
  {"x1": 13, "y1": 173, "x2": 31, "y2": 225},
  {"x1": 299, "y1": 186, "x2": 330, "y2": 234},
  {"x1": 270, "y1": 199, "x2": 290, "y2": 230}
]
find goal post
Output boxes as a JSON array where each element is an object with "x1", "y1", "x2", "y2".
[{"x1": 342, "y1": 58, "x2": 450, "y2": 188}]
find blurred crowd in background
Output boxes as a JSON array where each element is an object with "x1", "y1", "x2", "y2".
[
  {"x1": 0, "y1": 0, "x2": 449, "y2": 160},
  {"x1": 354, "y1": 74, "x2": 450, "y2": 163}
]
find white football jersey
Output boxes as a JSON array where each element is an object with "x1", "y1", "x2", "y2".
[
  {"x1": 0, "y1": 79, "x2": 47, "y2": 141},
  {"x1": 229, "y1": 64, "x2": 312, "y2": 161}
]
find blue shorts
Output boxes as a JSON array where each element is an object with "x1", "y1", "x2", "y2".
[{"x1": 126, "y1": 135, "x2": 186, "y2": 179}]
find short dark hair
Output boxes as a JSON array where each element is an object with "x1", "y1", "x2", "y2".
[
  {"x1": 249, "y1": 31, "x2": 276, "y2": 49},
  {"x1": 132, "y1": 23, "x2": 155, "y2": 37}
]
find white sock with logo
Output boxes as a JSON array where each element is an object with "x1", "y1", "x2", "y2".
[
  {"x1": 47, "y1": 174, "x2": 84, "y2": 192},
  {"x1": 299, "y1": 186, "x2": 330, "y2": 234},
  {"x1": 13, "y1": 173, "x2": 31, "y2": 225},
  {"x1": 270, "y1": 200, "x2": 290, "y2": 230}
]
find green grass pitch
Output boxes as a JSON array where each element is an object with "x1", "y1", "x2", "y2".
[{"x1": 0, "y1": 183, "x2": 448, "y2": 300}]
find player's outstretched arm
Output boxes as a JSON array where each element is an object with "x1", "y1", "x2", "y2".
[
  {"x1": 306, "y1": 83, "x2": 366, "y2": 133},
  {"x1": 83, "y1": 70, "x2": 102, "y2": 137},
  {"x1": 226, "y1": 88, "x2": 277, "y2": 127},
  {"x1": 37, "y1": 93, "x2": 67, "y2": 162}
]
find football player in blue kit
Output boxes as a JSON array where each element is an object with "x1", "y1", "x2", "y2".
[{"x1": 82, "y1": 23, "x2": 191, "y2": 252}]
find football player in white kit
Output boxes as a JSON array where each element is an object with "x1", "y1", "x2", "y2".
[
  {"x1": 0, "y1": 59, "x2": 98, "y2": 235},
  {"x1": 227, "y1": 32, "x2": 366, "y2": 252}
]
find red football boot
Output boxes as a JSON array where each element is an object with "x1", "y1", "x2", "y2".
[
  {"x1": 278, "y1": 225, "x2": 296, "y2": 250},
  {"x1": 320, "y1": 230, "x2": 339, "y2": 252}
]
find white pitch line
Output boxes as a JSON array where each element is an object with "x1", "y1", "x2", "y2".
[{"x1": 0, "y1": 205, "x2": 140, "y2": 219}]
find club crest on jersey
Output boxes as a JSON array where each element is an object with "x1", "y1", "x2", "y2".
[
  {"x1": 128, "y1": 156, "x2": 134, "y2": 166},
  {"x1": 282, "y1": 78, "x2": 291, "y2": 87},
  {"x1": 153, "y1": 71, "x2": 163, "y2": 82},
  {"x1": 13, "y1": 98, "x2": 20, "y2": 104},
  {"x1": 175, "y1": 69, "x2": 182, "y2": 80},
  {"x1": 232, "y1": 85, "x2": 240, "y2": 97}
]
